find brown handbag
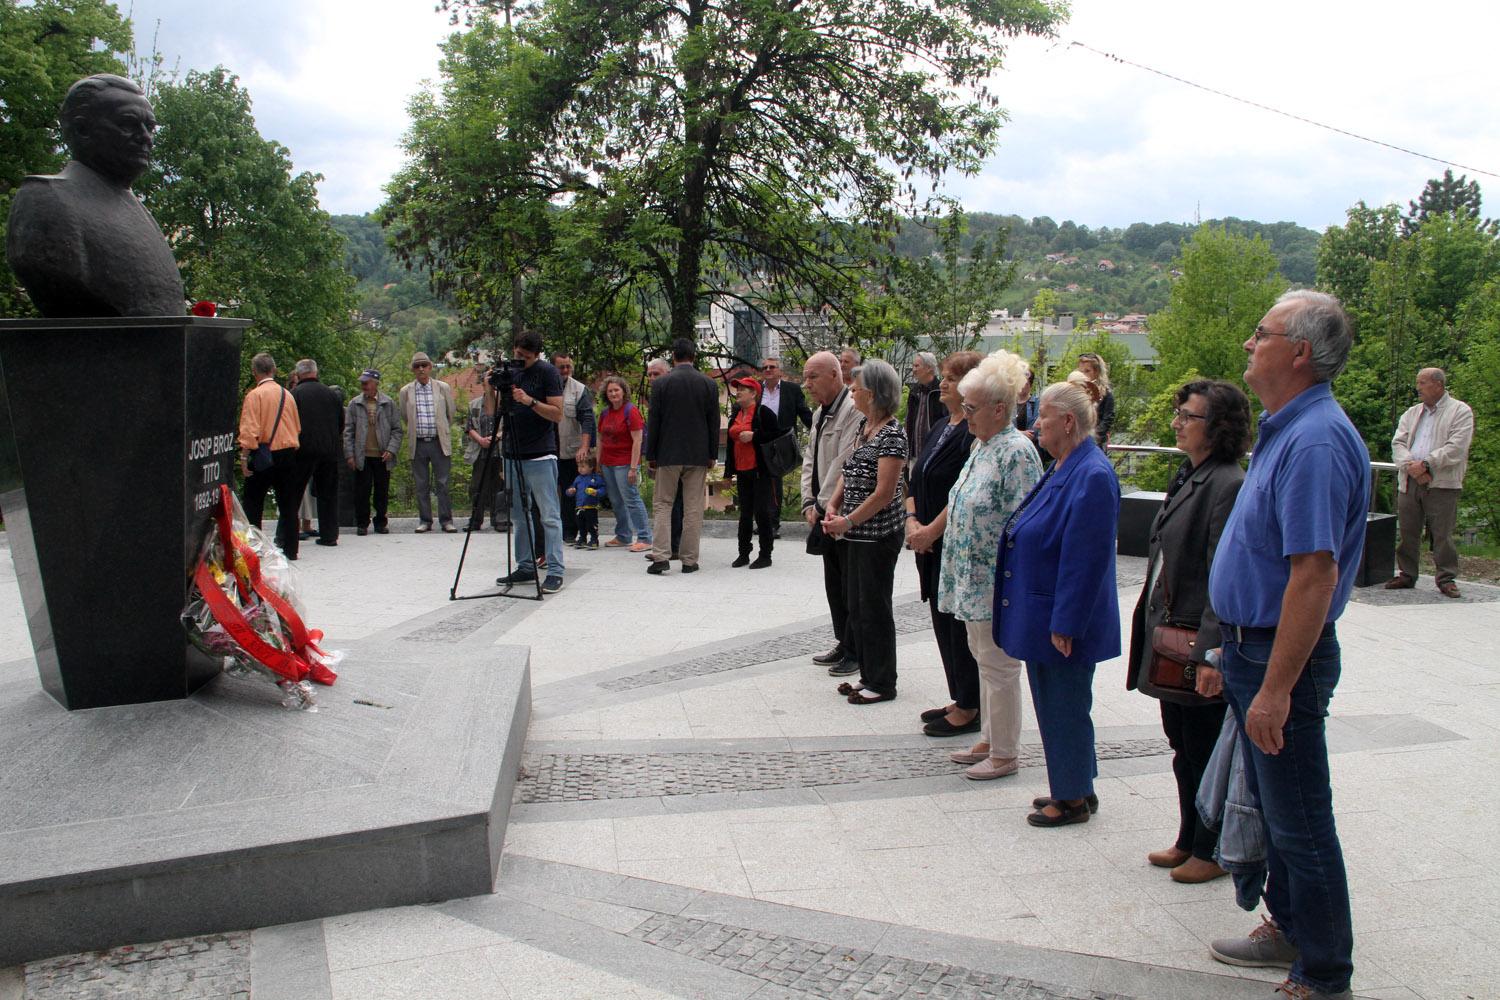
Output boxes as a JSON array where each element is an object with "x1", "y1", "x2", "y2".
[{"x1": 1149, "y1": 623, "x2": 1200, "y2": 692}]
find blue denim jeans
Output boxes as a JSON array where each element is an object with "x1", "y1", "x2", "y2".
[
  {"x1": 507, "y1": 456, "x2": 563, "y2": 576},
  {"x1": 1221, "y1": 628, "x2": 1352, "y2": 994},
  {"x1": 600, "y1": 464, "x2": 651, "y2": 543}
]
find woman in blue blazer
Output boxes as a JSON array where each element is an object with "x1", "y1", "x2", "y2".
[{"x1": 994, "y1": 380, "x2": 1120, "y2": 827}]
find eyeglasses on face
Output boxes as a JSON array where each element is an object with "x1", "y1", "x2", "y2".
[
  {"x1": 1172, "y1": 407, "x2": 1207, "y2": 422},
  {"x1": 1251, "y1": 325, "x2": 1290, "y2": 343},
  {"x1": 960, "y1": 401, "x2": 982, "y2": 416},
  {"x1": 761, "y1": 364, "x2": 779, "y2": 371}
]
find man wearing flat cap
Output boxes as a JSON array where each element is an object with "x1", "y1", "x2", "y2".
[
  {"x1": 400, "y1": 351, "x2": 458, "y2": 533},
  {"x1": 344, "y1": 369, "x2": 402, "y2": 535}
]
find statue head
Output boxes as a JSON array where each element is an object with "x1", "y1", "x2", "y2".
[{"x1": 59, "y1": 74, "x2": 156, "y2": 186}]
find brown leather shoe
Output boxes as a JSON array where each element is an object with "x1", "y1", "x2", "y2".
[
  {"x1": 1439, "y1": 581, "x2": 1461, "y2": 598},
  {"x1": 1170, "y1": 856, "x2": 1228, "y2": 883},
  {"x1": 1148, "y1": 847, "x2": 1191, "y2": 869},
  {"x1": 1383, "y1": 574, "x2": 1415, "y2": 590}
]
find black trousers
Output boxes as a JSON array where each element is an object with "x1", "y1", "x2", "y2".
[
  {"x1": 557, "y1": 456, "x2": 579, "y2": 541},
  {"x1": 843, "y1": 533, "x2": 903, "y2": 694},
  {"x1": 300, "y1": 454, "x2": 340, "y2": 542},
  {"x1": 1162, "y1": 698, "x2": 1229, "y2": 860},
  {"x1": 821, "y1": 530, "x2": 853, "y2": 656},
  {"x1": 577, "y1": 507, "x2": 599, "y2": 544},
  {"x1": 354, "y1": 458, "x2": 391, "y2": 529},
  {"x1": 469, "y1": 455, "x2": 505, "y2": 529},
  {"x1": 918, "y1": 543, "x2": 979, "y2": 710},
  {"x1": 735, "y1": 470, "x2": 776, "y2": 556},
  {"x1": 242, "y1": 447, "x2": 307, "y2": 558}
]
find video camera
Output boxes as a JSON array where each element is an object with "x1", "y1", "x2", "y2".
[{"x1": 486, "y1": 358, "x2": 527, "y2": 394}]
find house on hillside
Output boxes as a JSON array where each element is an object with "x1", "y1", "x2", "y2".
[{"x1": 1096, "y1": 259, "x2": 1116, "y2": 272}]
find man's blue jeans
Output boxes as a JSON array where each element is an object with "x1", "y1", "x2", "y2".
[
  {"x1": 508, "y1": 456, "x2": 563, "y2": 576},
  {"x1": 1221, "y1": 627, "x2": 1353, "y2": 994}
]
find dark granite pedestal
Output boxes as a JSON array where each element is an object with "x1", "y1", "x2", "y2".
[
  {"x1": 0, "y1": 639, "x2": 530, "y2": 966},
  {"x1": 0, "y1": 315, "x2": 248, "y2": 709}
]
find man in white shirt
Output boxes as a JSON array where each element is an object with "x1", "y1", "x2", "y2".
[{"x1": 1387, "y1": 367, "x2": 1474, "y2": 597}]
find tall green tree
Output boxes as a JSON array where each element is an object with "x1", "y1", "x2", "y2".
[
  {"x1": 0, "y1": 0, "x2": 133, "y2": 314},
  {"x1": 398, "y1": 0, "x2": 1067, "y2": 355},
  {"x1": 1146, "y1": 225, "x2": 1286, "y2": 394},
  {"x1": 137, "y1": 67, "x2": 361, "y2": 384},
  {"x1": 1403, "y1": 168, "x2": 1495, "y2": 237}
]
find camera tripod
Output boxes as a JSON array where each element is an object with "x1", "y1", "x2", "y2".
[{"x1": 448, "y1": 382, "x2": 544, "y2": 602}]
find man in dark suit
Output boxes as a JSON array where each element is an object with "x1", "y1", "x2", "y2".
[
  {"x1": 645, "y1": 338, "x2": 720, "y2": 574},
  {"x1": 290, "y1": 359, "x2": 345, "y2": 547},
  {"x1": 757, "y1": 356, "x2": 813, "y2": 534}
]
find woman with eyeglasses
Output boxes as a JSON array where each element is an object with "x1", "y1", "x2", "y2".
[
  {"x1": 993, "y1": 379, "x2": 1120, "y2": 826},
  {"x1": 936, "y1": 350, "x2": 1043, "y2": 779},
  {"x1": 1127, "y1": 379, "x2": 1251, "y2": 881},
  {"x1": 903, "y1": 351, "x2": 981, "y2": 738},
  {"x1": 1073, "y1": 353, "x2": 1115, "y2": 446}
]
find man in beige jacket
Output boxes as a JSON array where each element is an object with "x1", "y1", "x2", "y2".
[
  {"x1": 399, "y1": 351, "x2": 459, "y2": 532},
  {"x1": 800, "y1": 351, "x2": 865, "y2": 675},
  {"x1": 1388, "y1": 367, "x2": 1474, "y2": 597}
]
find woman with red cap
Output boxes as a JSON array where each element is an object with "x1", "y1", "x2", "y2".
[{"x1": 724, "y1": 376, "x2": 781, "y2": 568}]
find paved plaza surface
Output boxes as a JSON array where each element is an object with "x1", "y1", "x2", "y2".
[{"x1": 1, "y1": 519, "x2": 1496, "y2": 1000}]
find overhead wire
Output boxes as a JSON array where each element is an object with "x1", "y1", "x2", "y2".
[{"x1": 1066, "y1": 40, "x2": 1500, "y2": 181}]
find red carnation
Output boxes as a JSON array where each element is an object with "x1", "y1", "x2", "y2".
[{"x1": 191, "y1": 300, "x2": 217, "y2": 317}]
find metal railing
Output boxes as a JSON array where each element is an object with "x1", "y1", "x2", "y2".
[{"x1": 1105, "y1": 444, "x2": 1398, "y2": 512}]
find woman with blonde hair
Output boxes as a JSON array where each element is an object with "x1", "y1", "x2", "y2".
[
  {"x1": 937, "y1": 350, "x2": 1044, "y2": 779},
  {"x1": 993, "y1": 379, "x2": 1120, "y2": 825},
  {"x1": 1073, "y1": 352, "x2": 1115, "y2": 445}
]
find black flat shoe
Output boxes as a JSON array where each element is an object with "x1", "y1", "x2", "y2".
[
  {"x1": 1031, "y1": 793, "x2": 1099, "y2": 814},
  {"x1": 812, "y1": 645, "x2": 846, "y2": 665},
  {"x1": 923, "y1": 715, "x2": 981, "y2": 738},
  {"x1": 732, "y1": 554, "x2": 750, "y2": 567},
  {"x1": 1027, "y1": 800, "x2": 1091, "y2": 827},
  {"x1": 919, "y1": 706, "x2": 951, "y2": 723}
]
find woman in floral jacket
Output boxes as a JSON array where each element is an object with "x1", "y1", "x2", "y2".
[{"x1": 936, "y1": 351, "x2": 1044, "y2": 780}]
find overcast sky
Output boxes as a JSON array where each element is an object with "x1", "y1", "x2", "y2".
[{"x1": 124, "y1": 0, "x2": 1500, "y2": 232}]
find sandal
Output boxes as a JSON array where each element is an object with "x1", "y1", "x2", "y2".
[{"x1": 847, "y1": 689, "x2": 895, "y2": 705}]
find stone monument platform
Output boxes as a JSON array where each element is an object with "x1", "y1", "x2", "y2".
[{"x1": 0, "y1": 638, "x2": 529, "y2": 967}]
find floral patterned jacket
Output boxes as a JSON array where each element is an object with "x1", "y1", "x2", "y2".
[{"x1": 936, "y1": 427, "x2": 1042, "y2": 622}]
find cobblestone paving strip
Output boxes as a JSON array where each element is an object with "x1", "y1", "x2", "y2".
[
  {"x1": 403, "y1": 595, "x2": 525, "y2": 643},
  {"x1": 518, "y1": 739, "x2": 1169, "y2": 803},
  {"x1": 629, "y1": 913, "x2": 1130, "y2": 999},
  {"x1": 598, "y1": 601, "x2": 934, "y2": 692},
  {"x1": 23, "y1": 932, "x2": 250, "y2": 1000}
]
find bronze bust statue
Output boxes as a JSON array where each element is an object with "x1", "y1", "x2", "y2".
[{"x1": 5, "y1": 74, "x2": 184, "y2": 317}]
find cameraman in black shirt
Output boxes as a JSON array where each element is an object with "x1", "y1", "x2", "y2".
[{"x1": 495, "y1": 330, "x2": 567, "y2": 592}]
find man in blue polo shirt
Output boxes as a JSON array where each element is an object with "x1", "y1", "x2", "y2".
[{"x1": 1205, "y1": 291, "x2": 1367, "y2": 1000}]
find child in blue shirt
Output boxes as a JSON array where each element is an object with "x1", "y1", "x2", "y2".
[{"x1": 567, "y1": 456, "x2": 608, "y2": 549}]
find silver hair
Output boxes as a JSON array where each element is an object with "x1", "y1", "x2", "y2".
[
  {"x1": 1420, "y1": 367, "x2": 1447, "y2": 386},
  {"x1": 840, "y1": 347, "x2": 862, "y2": 364},
  {"x1": 1276, "y1": 290, "x2": 1353, "y2": 382},
  {"x1": 647, "y1": 357, "x2": 670, "y2": 373},
  {"x1": 913, "y1": 351, "x2": 937, "y2": 371},
  {"x1": 1039, "y1": 380, "x2": 1096, "y2": 446},
  {"x1": 958, "y1": 350, "x2": 1029, "y2": 412},
  {"x1": 251, "y1": 352, "x2": 276, "y2": 377},
  {"x1": 294, "y1": 358, "x2": 318, "y2": 378},
  {"x1": 851, "y1": 360, "x2": 901, "y2": 418}
]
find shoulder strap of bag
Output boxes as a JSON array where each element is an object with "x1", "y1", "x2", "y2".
[{"x1": 266, "y1": 386, "x2": 287, "y2": 446}]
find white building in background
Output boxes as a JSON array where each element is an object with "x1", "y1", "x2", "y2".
[{"x1": 701, "y1": 301, "x2": 836, "y2": 370}]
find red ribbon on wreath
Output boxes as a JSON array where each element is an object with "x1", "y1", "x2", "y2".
[{"x1": 198, "y1": 484, "x2": 337, "y2": 686}]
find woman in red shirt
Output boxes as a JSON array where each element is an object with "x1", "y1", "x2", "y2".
[
  {"x1": 596, "y1": 375, "x2": 652, "y2": 552},
  {"x1": 724, "y1": 376, "x2": 781, "y2": 568}
]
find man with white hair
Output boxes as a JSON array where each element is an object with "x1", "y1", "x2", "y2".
[
  {"x1": 838, "y1": 347, "x2": 861, "y2": 387},
  {"x1": 289, "y1": 358, "x2": 344, "y2": 547},
  {"x1": 1206, "y1": 291, "x2": 1366, "y2": 1000},
  {"x1": 1387, "y1": 367, "x2": 1473, "y2": 598},
  {"x1": 801, "y1": 351, "x2": 864, "y2": 672}
]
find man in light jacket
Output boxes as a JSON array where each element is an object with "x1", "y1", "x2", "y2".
[
  {"x1": 344, "y1": 369, "x2": 403, "y2": 536},
  {"x1": 399, "y1": 351, "x2": 459, "y2": 533},
  {"x1": 1387, "y1": 367, "x2": 1474, "y2": 597},
  {"x1": 800, "y1": 351, "x2": 863, "y2": 675}
]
